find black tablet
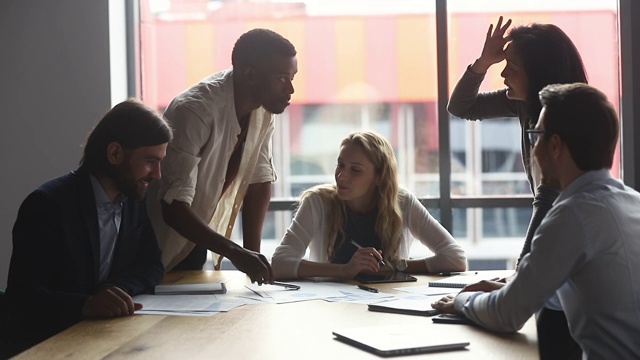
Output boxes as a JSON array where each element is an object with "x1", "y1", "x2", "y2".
[
  {"x1": 432, "y1": 313, "x2": 469, "y2": 324},
  {"x1": 355, "y1": 272, "x2": 418, "y2": 284}
]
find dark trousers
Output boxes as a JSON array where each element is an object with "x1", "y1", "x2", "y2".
[
  {"x1": 172, "y1": 244, "x2": 208, "y2": 271},
  {"x1": 537, "y1": 307, "x2": 582, "y2": 360},
  {"x1": 1, "y1": 294, "x2": 34, "y2": 359}
]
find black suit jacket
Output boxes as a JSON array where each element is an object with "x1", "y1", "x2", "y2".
[{"x1": 5, "y1": 167, "x2": 163, "y2": 344}]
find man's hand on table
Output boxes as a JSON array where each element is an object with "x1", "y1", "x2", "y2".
[
  {"x1": 229, "y1": 248, "x2": 274, "y2": 285},
  {"x1": 431, "y1": 295, "x2": 459, "y2": 314},
  {"x1": 461, "y1": 279, "x2": 506, "y2": 293},
  {"x1": 432, "y1": 278, "x2": 506, "y2": 315},
  {"x1": 83, "y1": 285, "x2": 142, "y2": 318}
]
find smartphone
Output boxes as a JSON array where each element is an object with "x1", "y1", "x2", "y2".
[
  {"x1": 431, "y1": 313, "x2": 469, "y2": 324},
  {"x1": 355, "y1": 272, "x2": 418, "y2": 284}
]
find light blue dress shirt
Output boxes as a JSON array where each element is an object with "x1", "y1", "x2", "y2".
[
  {"x1": 90, "y1": 175, "x2": 126, "y2": 283},
  {"x1": 454, "y1": 170, "x2": 640, "y2": 359}
]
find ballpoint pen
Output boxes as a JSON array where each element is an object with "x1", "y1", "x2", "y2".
[
  {"x1": 357, "y1": 284, "x2": 379, "y2": 293},
  {"x1": 272, "y1": 281, "x2": 301, "y2": 290},
  {"x1": 438, "y1": 271, "x2": 478, "y2": 276},
  {"x1": 350, "y1": 239, "x2": 387, "y2": 267}
]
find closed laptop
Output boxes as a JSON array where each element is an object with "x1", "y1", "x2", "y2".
[{"x1": 332, "y1": 324, "x2": 469, "y2": 357}]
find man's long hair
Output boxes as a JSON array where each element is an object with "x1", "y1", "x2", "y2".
[{"x1": 80, "y1": 99, "x2": 172, "y2": 176}]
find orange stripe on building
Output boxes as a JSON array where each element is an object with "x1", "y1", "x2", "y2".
[
  {"x1": 185, "y1": 23, "x2": 215, "y2": 87},
  {"x1": 273, "y1": 19, "x2": 307, "y2": 103},
  {"x1": 335, "y1": 18, "x2": 367, "y2": 103},
  {"x1": 397, "y1": 15, "x2": 437, "y2": 102}
]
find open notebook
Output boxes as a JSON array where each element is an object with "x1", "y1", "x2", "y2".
[
  {"x1": 368, "y1": 299, "x2": 440, "y2": 317},
  {"x1": 428, "y1": 271, "x2": 514, "y2": 288},
  {"x1": 333, "y1": 325, "x2": 469, "y2": 357}
]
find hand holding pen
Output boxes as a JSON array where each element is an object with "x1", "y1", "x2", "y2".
[{"x1": 350, "y1": 239, "x2": 386, "y2": 267}]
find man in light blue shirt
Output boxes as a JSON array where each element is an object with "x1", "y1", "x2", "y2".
[{"x1": 433, "y1": 83, "x2": 640, "y2": 359}]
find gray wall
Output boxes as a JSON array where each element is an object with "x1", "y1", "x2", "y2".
[{"x1": 0, "y1": 1, "x2": 112, "y2": 289}]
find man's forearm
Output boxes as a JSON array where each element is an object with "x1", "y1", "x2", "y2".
[
  {"x1": 242, "y1": 182, "x2": 271, "y2": 252},
  {"x1": 454, "y1": 290, "x2": 525, "y2": 333},
  {"x1": 161, "y1": 200, "x2": 242, "y2": 256}
]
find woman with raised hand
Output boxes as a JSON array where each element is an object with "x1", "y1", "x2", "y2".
[
  {"x1": 272, "y1": 131, "x2": 466, "y2": 280},
  {"x1": 449, "y1": 17, "x2": 588, "y2": 265},
  {"x1": 448, "y1": 16, "x2": 587, "y2": 360}
]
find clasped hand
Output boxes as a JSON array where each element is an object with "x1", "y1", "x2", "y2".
[{"x1": 83, "y1": 285, "x2": 141, "y2": 318}]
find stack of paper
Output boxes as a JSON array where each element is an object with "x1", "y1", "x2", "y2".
[
  {"x1": 155, "y1": 283, "x2": 226, "y2": 295},
  {"x1": 134, "y1": 294, "x2": 246, "y2": 316}
]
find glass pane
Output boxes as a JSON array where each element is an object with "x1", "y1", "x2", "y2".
[
  {"x1": 448, "y1": 0, "x2": 620, "y2": 197},
  {"x1": 410, "y1": 206, "x2": 530, "y2": 264},
  {"x1": 286, "y1": 103, "x2": 394, "y2": 198},
  {"x1": 411, "y1": 102, "x2": 440, "y2": 196},
  {"x1": 450, "y1": 206, "x2": 533, "y2": 269},
  {"x1": 481, "y1": 207, "x2": 531, "y2": 238}
]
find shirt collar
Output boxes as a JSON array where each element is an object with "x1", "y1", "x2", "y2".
[
  {"x1": 555, "y1": 169, "x2": 612, "y2": 204},
  {"x1": 89, "y1": 175, "x2": 127, "y2": 212}
]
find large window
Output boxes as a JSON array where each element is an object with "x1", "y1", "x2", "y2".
[{"x1": 137, "y1": 0, "x2": 620, "y2": 269}]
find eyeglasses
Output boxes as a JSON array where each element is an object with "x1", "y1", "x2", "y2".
[{"x1": 526, "y1": 129, "x2": 547, "y2": 145}]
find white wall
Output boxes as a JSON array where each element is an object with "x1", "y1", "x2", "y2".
[{"x1": 0, "y1": 1, "x2": 112, "y2": 289}]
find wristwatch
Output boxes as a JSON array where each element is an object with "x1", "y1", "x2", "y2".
[{"x1": 395, "y1": 259, "x2": 408, "y2": 272}]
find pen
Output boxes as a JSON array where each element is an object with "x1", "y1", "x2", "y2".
[
  {"x1": 272, "y1": 281, "x2": 301, "y2": 290},
  {"x1": 357, "y1": 285, "x2": 379, "y2": 293},
  {"x1": 350, "y1": 239, "x2": 387, "y2": 267},
  {"x1": 438, "y1": 271, "x2": 478, "y2": 276}
]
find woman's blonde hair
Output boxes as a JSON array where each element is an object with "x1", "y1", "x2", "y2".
[{"x1": 299, "y1": 131, "x2": 403, "y2": 264}]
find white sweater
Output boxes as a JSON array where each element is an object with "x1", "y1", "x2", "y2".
[{"x1": 271, "y1": 188, "x2": 467, "y2": 279}]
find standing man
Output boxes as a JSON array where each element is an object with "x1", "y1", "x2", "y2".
[
  {"x1": 147, "y1": 28, "x2": 297, "y2": 285},
  {"x1": 5, "y1": 100, "x2": 171, "y2": 352},
  {"x1": 432, "y1": 83, "x2": 640, "y2": 359}
]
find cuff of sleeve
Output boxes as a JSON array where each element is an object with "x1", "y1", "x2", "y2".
[
  {"x1": 250, "y1": 166, "x2": 277, "y2": 184},
  {"x1": 454, "y1": 291, "x2": 475, "y2": 313},
  {"x1": 533, "y1": 184, "x2": 560, "y2": 205},
  {"x1": 162, "y1": 186, "x2": 194, "y2": 206},
  {"x1": 466, "y1": 64, "x2": 488, "y2": 77}
]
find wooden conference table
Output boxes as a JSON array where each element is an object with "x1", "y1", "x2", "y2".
[{"x1": 15, "y1": 271, "x2": 538, "y2": 359}]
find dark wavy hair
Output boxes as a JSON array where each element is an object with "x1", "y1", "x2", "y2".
[
  {"x1": 231, "y1": 28, "x2": 296, "y2": 68},
  {"x1": 539, "y1": 83, "x2": 618, "y2": 171},
  {"x1": 80, "y1": 99, "x2": 173, "y2": 176},
  {"x1": 509, "y1": 24, "x2": 588, "y2": 121}
]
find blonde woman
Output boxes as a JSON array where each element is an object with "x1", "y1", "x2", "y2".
[{"x1": 272, "y1": 131, "x2": 467, "y2": 280}]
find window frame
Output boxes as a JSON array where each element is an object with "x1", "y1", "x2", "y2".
[{"x1": 127, "y1": 0, "x2": 638, "y2": 264}]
